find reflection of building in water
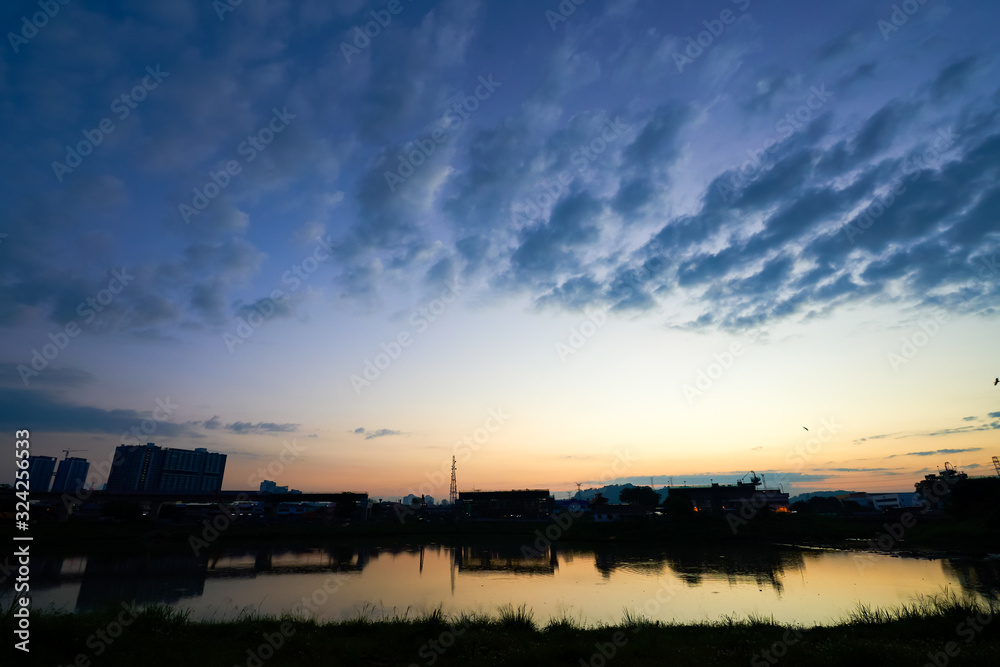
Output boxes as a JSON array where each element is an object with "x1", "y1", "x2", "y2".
[
  {"x1": 657, "y1": 547, "x2": 807, "y2": 594},
  {"x1": 452, "y1": 545, "x2": 557, "y2": 574},
  {"x1": 76, "y1": 551, "x2": 209, "y2": 610},
  {"x1": 205, "y1": 544, "x2": 373, "y2": 576},
  {"x1": 941, "y1": 559, "x2": 1000, "y2": 601},
  {"x1": 27, "y1": 554, "x2": 70, "y2": 589},
  {"x1": 591, "y1": 546, "x2": 669, "y2": 580}
]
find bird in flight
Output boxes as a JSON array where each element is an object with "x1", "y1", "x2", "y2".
[
  {"x1": 995, "y1": 378, "x2": 999, "y2": 386},
  {"x1": 802, "y1": 426, "x2": 809, "y2": 431}
]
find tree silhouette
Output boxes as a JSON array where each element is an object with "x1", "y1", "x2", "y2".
[
  {"x1": 662, "y1": 490, "x2": 694, "y2": 519},
  {"x1": 620, "y1": 485, "x2": 660, "y2": 506},
  {"x1": 589, "y1": 492, "x2": 609, "y2": 508}
]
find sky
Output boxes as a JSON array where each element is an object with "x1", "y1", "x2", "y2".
[{"x1": 2, "y1": 0, "x2": 999, "y2": 500}]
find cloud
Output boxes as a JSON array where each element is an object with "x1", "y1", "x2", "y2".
[
  {"x1": 0, "y1": 388, "x2": 197, "y2": 438},
  {"x1": 824, "y1": 467, "x2": 903, "y2": 473},
  {"x1": 607, "y1": 471, "x2": 831, "y2": 486},
  {"x1": 853, "y1": 433, "x2": 896, "y2": 444},
  {"x1": 2, "y1": 1, "x2": 997, "y2": 352},
  {"x1": 0, "y1": 363, "x2": 95, "y2": 390},
  {"x1": 888, "y1": 448, "x2": 983, "y2": 458},
  {"x1": 352, "y1": 427, "x2": 405, "y2": 440},
  {"x1": 225, "y1": 421, "x2": 299, "y2": 435},
  {"x1": 920, "y1": 422, "x2": 1000, "y2": 437}
]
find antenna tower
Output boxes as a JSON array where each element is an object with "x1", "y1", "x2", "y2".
[
  {"x1": 993, "y1": 456, "x2": 1000, "y2": 478},
  {"x1": 449, "y1": 456, "x2": 458, "y2": 505}
]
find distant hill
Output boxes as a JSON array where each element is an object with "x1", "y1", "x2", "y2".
[
  {"x1": 788, "y1": 490, "x2": 858, "y2": 504},
  {"x1": 574, "y1": 483, "x2": 666, "y2": 504}
]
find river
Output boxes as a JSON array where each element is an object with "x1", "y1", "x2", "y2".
[{"x1": 11, "y1": 541, "x2": 999, "y2": 626}]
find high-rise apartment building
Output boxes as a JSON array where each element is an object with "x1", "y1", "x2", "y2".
[
  {"x1": 52, "y1": 457, "x2": 91, "y2": 494},
  {"x1": 27, "y1": 455, "x2": 58, "y2": 492},
  {"x1": 106, "y1": 443, "x2": 226, "y2": 493}
]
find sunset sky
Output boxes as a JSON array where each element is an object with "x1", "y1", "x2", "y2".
[{"x1": 2, "y1": 0, "x2": 999, "y2": 499}]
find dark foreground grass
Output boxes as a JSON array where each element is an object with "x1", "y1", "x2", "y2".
[{"x1": 6, "y1": 594, "x2": 998, "y2": 667}]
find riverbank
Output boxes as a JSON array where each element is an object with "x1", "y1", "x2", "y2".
[
  {"x1": 23, "y1": 511, "x2": 1000, "y2": 557},
  {"x1": 8, "y1": 595, "x2": 998, "y2": 667}
]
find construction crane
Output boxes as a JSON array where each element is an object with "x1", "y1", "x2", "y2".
[
  {"x1": 61, "y1": 448, "x2": 87, "y2": 460},
  {"x1": 738, "y1": 470, "x2": 761, "y2": 487}
]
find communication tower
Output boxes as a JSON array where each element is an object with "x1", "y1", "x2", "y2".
[{"x1": 449, "y1": 456, "x2": 458, "y2": 505}]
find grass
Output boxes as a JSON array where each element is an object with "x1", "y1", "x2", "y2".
[{"x1": 6, "y1": 592, "x2": 999, "y2": 666}]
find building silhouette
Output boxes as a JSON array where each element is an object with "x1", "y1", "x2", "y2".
[
  {"x1": 458, "y1": 490, "x2": 554, "y2": 519},
  {"x1": 51, "y1": 457, "x2": 90, "y2": 494},
  {"x1": 27, "y1": 455, "x2": 58, "y2": 492},
  {"x1": 106, "y1": 443, "x2": 226, "y2": 493}
]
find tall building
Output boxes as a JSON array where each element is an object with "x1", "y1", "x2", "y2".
[
  {"x1": 52, "y1": 457, "x2": 91, "y2": 494},
  {"x1": 159, "y1": 447, "x2": 226, "y2": 492},
  {"x1": 106, "y1": 443, "x2": 226, "y2": 493},
  {"x1": 106, "y1": 443, "x2": 162, "y2": 492},
  {"x1": 259, "y1": 480, "x2": 288, "y2": 494},
  {"x1": 27, "y1": 455, "x2": 58, "y2": 492}
]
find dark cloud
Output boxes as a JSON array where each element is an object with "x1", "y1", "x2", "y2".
[
  {"x1": 921, "y1": 421, "x2": 1000, "y2": 437},
  {"x1": 0, "y1": 363, "x2": 95, "y2": 390},
  {"x1": 0, "y1": 388, "x2": 197, "y2": 438},
  {"x1": 352, "y1": 427, "x2": 405, "y2": 440},
  {"x1": 931, "y1": 57, "x2": 979, "y2": 100},
  {"x1": 837, "y1": 62, "x2": 876, "y2": 91},
  {"x1": 2, "y1": 3, "x2": 997, "y2": 347},
  {"x1": 225, "y1": 422, "x2": 299, "y2": 434},
  {"x1": 889, "y1": 448, "x2": 984, "y2": 458},
  {"x1": 816, "y1": 29, "x2": 865, "y2": 63}
]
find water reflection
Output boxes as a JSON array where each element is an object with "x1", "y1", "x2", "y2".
[
  {"x1": 78, "y1": 551, "x2": 208, "y2": 610},
  {"x1": 941, "y1": 558, "x2": 1000, "y2": 601},
  {"x1": 7, "y1": 542, "x2": 996, "y2": 624},
  {"x1": 206, "y1": 543, "x2": 373, "y2": 576},
  {"x1": 662, "y1": 547, "x2": 807, "y2": 594},
  {"x1": 453, "y1": 545, "x2": 557, "y2": 575}
]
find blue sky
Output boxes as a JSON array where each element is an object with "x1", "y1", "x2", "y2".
[{"x1": 2, "y1": 0, "x2": 999, "y2": 497}]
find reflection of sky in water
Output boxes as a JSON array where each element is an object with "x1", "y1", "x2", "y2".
[{"x1": 10, "y1": 545, "x2": 998, "y2": 626}]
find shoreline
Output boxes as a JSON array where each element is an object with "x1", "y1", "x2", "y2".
[
  {"x1": 21, "y1": 512, "x2": 1000, "y2": 559},
  {"x1": 8, "y1": 596, "x2": 999, "y2": 666}
]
